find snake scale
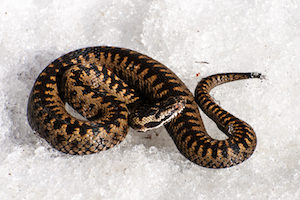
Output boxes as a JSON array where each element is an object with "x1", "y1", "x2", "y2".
[{"x1": 27, "y1": 46, "x2": 262, "y2": 168}]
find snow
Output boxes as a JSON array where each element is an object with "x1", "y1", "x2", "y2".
[{"x1": 0, "y1": 0, "x2": 299, "y2": 199}]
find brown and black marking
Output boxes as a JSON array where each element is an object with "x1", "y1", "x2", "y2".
[{"x1": 27, "y1": 46, "x2": 262, "y2": 168}]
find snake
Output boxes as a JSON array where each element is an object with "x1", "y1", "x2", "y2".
[{"x1": 27, "y1": 46, "x2": 262, "y2": 168}]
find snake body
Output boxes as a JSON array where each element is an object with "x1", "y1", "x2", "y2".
[{"x1": 27, "y1": 46, "x2": 262, "y2": 168}]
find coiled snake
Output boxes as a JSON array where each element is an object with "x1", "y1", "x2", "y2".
[{"x1": 27, "y1": 46, "x2": 262, "y2": 168}]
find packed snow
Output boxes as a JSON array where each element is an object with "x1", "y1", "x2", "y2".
[{"x1": 0, "y1": 0, "x2": 299, "y2": 199}]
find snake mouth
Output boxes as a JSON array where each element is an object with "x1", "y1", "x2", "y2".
[{"x1": 130, "y1": 96, "x2": 187, "y2": 132}]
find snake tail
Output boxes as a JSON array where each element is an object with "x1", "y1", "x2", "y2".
[{"x1": 191, "y1": 72, "x2": 262, "y2": 168}]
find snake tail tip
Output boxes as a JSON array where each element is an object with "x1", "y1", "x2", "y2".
[{"x1": 250, "y1": 72, "x2": 265, "y2": 80}]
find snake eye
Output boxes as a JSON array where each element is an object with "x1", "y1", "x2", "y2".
[
  {"x1": 146, "y1": 108, "x2": 158, "y2": 118},
  {"x1": 72, "y1": 90, "x2": 77, "y2": 96}
]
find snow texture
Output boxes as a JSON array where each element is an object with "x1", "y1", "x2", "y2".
[{"x1": 0, "y1": 0, "x2": 299, "y2": 199}]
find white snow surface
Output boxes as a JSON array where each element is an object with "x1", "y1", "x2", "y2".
[{"x1": 0, "y1": 0, "x2": 299, "y2": 199}]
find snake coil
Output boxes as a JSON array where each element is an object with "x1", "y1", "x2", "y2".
[{"x1": 27, "y1": 46, "x2": 262, "y2": 168}]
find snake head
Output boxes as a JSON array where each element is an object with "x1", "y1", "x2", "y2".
[{"x1": 129, "y1": 96, "x2": 186, "y2": 132}]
